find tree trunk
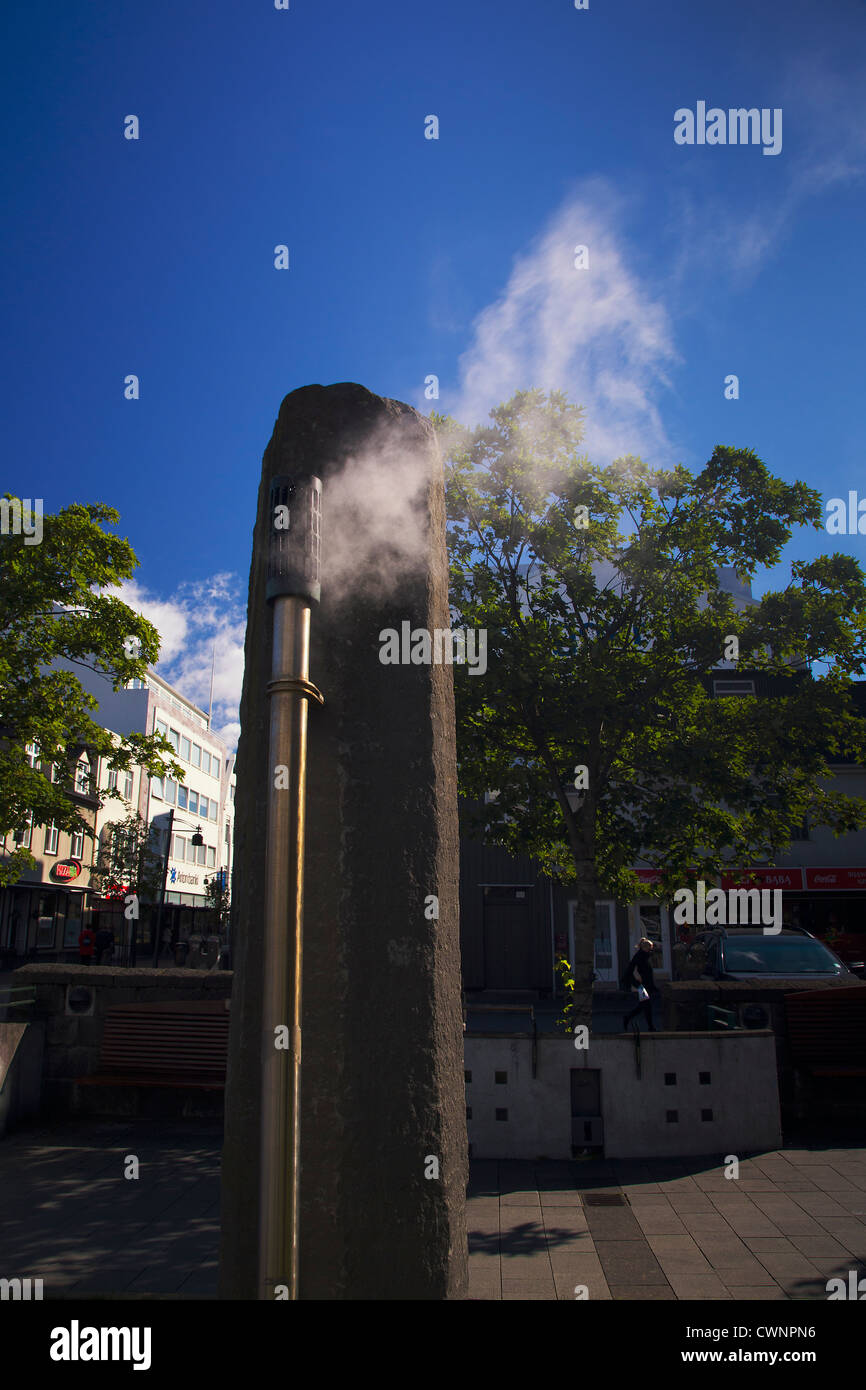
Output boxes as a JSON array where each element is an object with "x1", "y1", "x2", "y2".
[{"x1": 560, "y1": 798, "x2": 598, "y2": 1032}]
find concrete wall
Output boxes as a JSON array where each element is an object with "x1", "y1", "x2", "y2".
[
  {"x1": 10, "y1": 963, "x2": 231, "y2": 1118},
  {"x1": 465, "y1": 1032, "x2": 781, "y2": 1159},
  {"x1": 0, "y1": 1021, "x2": 44, "y2": 1138}
]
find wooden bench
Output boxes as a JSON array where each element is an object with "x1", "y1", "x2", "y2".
[
  {"x1": 77, "y1": 1000, "x2": 229, "y2": 1091},
  {"x1": 785, "y1": 985, "x2": 866, "y2": 1078}
]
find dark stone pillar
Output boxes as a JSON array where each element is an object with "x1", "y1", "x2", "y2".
[{"x1": 219, "y1": 383, "x2": 467, "y2": 1299}]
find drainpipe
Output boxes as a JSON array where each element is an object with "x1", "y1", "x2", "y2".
[{"x1": 258, "y1": 473, "x2": 324, "y2": 1301}]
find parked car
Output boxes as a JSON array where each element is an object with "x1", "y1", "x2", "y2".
[
  {"x1": 820, "y1": 930, "x2": 866, "y2": 979},
  {"x1": 692, "y1": 927, "x2": 857, "y2": 982}
]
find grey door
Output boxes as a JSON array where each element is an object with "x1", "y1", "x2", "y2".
[{"x1": 483, "y1": 899, "x2": 532, "y2": 988}]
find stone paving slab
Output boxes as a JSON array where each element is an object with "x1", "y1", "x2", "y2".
[
  {"x1": 466, "y1": 1148, "x2": 866, "y2": 1300},
  {"x1": 2, "y1": 1120, "x2": 865, "y2": 1300}
]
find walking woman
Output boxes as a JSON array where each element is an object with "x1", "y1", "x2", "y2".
[{"x1": 621, "y1": 937, "x2": 659, "y2": 1031}]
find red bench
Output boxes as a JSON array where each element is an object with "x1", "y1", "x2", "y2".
[
  {"x1": 77, "y1": 999, "x2": 229, "y2": 1091},
  {"x1": 785, "y1": 985, "x2": 866, "y2": 1078}
]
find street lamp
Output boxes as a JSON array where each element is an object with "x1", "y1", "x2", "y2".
[
  {"x1": 258, "y1": 471, "x2": 324, "y2": 1301},
  {"x1": 151, "y1": 812, "x2": 204, "y2": 967}
]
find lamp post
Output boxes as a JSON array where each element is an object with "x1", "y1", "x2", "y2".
[
  {"x1": 151, "y1": 812, "x2": 204, "y2": 967},
  {"x1": 258, "y1": 471, "x2": 323, "y2": 1301}
]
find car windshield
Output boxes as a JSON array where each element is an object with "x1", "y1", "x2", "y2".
[{"x1": 723, "y1": 939, "x2": 845, "y2": 974}]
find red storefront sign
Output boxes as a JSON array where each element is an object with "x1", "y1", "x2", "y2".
[
  {"x1": 50, "y1": 859, "x2": 82, "y2": 881},
  {"x1": 720, "y1": 868, "x2": 804, "y2": 890},
  {"x1": 804, "y1": 867, "x2": 866, "y2": 891}
]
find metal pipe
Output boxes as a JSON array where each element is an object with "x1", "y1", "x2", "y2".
[{"x1": 258, "y1": 472, "x2": 323, "y2": 1302}]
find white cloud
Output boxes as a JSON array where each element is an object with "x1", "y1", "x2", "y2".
[
  {"x1": 451, "y1": 178, "x2": 680, "y2": 466},
  {"x1": 110, "y1": 573, "x2": 246, "y2": 751}
]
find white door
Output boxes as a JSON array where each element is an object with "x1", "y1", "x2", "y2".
[
  {"x1": 569, "y1": 900, "x2": 618, "y2": 984},
  {"x1": 632, "y1": 901, "x2": 672, "y2": 977}
]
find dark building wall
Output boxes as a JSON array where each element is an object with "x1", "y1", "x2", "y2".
[{"x1": 459, "y1": 832, "x2": 559, "y2": 993}]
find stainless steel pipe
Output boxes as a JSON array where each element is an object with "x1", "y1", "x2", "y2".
[{"x1": 258, "y1": 595, "x2": 323, "y2": 1299}]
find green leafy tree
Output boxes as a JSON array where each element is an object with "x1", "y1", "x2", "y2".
[
  {"x1": 203, "y1": 871, "x2": 230, "y2": 935},
  {"x1": 439, "y1": 390, "x2": 866, "y2": 1028},
  {"x1": 0, "y1": 497, "x2": 185, "y2": 887},
  {"x1": 88, "y1": 811, "x2": 166, "y2": 905}
]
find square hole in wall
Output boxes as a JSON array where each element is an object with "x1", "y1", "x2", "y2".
[
  {"x1": 465, "y1": 1070, "x2": 472, "y2": 1083},
  {"x1": 701, "y1": 1109, "x2": 714, "y2": 1121},
  {"x1": 495, "y1": 1108, "x2": 508, "y2": 1121},
  {"x1": 495, "y1": 1071, "x2": 507, "y2": 1084},
  {"x1": 666, "y1": 1110, "x2": 678, "y2": 1123},
  {"x1": 664, "y1": 1072, "x2": 677, "y2": 1085},
  {"x1": 699, "y1": 1071, "x2": 711, "y2": 1085}
]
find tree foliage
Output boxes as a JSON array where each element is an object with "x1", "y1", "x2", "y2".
[
  {"x1": 88, "y1": 811, "x2": 166, "y2": 905},
  {"x1": 0, "y1": 497, "x2": 184, "y2": 887},
  {"x1": 438, "y1": 390, "x2": 866, "y2": 1024}
]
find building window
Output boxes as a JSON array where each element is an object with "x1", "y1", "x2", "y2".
[
  {"x1": 495, "y1": 1071, "x2": 507, "y2": 1085},
  {"x1": 151, "y1": 777, "x2": 163, "y2": 799},
  {"x1": 224, "y1": 822, "x2": 230, "y2": 843},
  {"x1": 45, "y1": 822, "x2": 59, "y2": 855},
  {"x1": 465, "y1": 1070, "x2": 472, "y2": 1083},
  {"x1": 164, "y1": 779, "x2": 177, "y2": 805},
  {"x1": 167, "y1": 728, "x2": 179, "y2": 753},
  {"x1": 229, "y1": 783, "x2": 235, "y2": 802},
  {"x1": 172, "y1": 835, "x2": 185, "y2": 861},
  {"x1": 699, "y1": 1071, "x2": 711, "y2": 1085},
  {"x1": 201, "y1": 750, "x2": 211, "y2": 776},
  {"x1": 664, "y1": 1073, "x2": 677, "y2": 1086},
  {"x1": 701, "y1": 1109, "x2": 714, "y2": 1122},
  {"x1": 188, "y1": 790, "x2": 198, "y2": 814},
  {"x1": 666, "y1": 1111, "x2": 679, "y2": 1123},
  {"x1": 124, "y1": 770, "x2": 134, "y2": 801},
  {"x1": 13, "y1": 814, "x2": 33, "y2": 849},
  {"x1": 495, "y1": 1109, "x2": 508, "y2": 1121},
  {"x1": 155, "y1": 718, "x2": 167, "y2": 738},
  {"x1": 200, "y1": 796, "x2": 209, "y2": 819},
  {"x1": 25, "y1": 742, "x2": 41, "y2": 769},
  {"x1": 713, "y1": 679, "x2": 755, "y2": 697},
  {"x1": 191, "y1": 743, "x2": 201, "y2": 769},
  {"x1": 206, "y1": 846, "x2": 215, "y2": 868},
  {"x1": 75, "y1": 760, "x2": 90, "y2": 794},
  {"x1": 70, "y1": 828, "x2": 84, "y2": 859},
  {"x1": 177, "y1": 785, "x2": 188, "y2": 810},
  {"x1": 209, "y1": 801, "x2": 217, "y2": 822},
  {"x1": 107, "y1": 768, "x2": 119, "y2": 791},
  {"x1": 196, "y1": 843, "x2": 206, "y2": 866},
  {"x1": 180, "y1": 735, "x2": 191, "y2": 761}
]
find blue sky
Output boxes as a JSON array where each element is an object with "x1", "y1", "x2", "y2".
[{"x1": 3, "y1": 0, "x2": 865, "y2": 745}]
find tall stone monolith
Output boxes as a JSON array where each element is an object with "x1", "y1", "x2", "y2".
[{"x1": 219, "y1": 383, "x2": 468, "y2": 1299}]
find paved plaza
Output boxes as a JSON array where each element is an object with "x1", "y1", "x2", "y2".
[
  {"x1": 0, "y1": 1118, "x2": 864, "y2": 1299},
  {"x1": 468, "y1": 1150, "x2": 866, "y2": 1300}
]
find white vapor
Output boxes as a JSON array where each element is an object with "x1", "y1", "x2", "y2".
[{"x1": 452, "y1": 178, "x2": 679, "y2": 466}]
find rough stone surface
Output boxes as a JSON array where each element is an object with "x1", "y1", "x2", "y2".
[{"x1": 219, "y1": 383, "x2": 468, "y2": 1299}]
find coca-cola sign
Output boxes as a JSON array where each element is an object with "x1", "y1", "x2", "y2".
[{"x1": 805, "y1": 867, "x2": 866, "y2": 891}]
